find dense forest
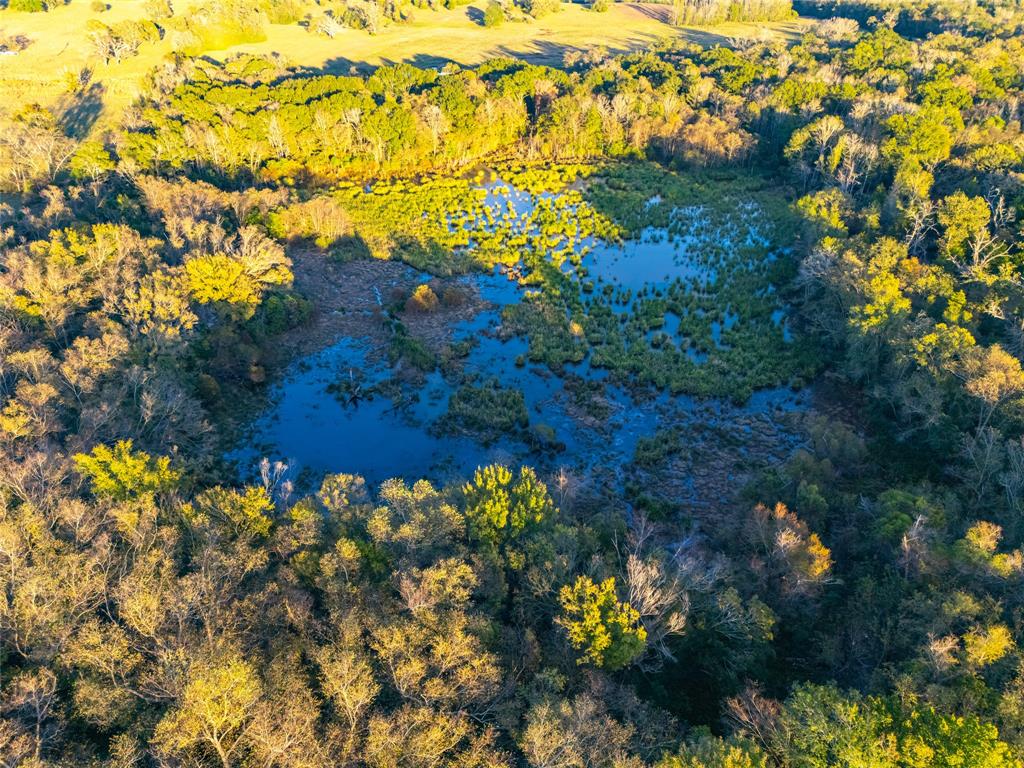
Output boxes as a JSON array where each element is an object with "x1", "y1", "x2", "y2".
[{"x1": 4, "y1": 0, "x2": 1024, "y2": 766}]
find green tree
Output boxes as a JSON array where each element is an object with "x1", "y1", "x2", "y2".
[
  {"x1": 186, "y1": 485, "x2": 276, "y2": 538},
  {"x1": 8, "y1": 0, "x2": 47, "y2": 11},
  {"x1": 483, "y1": 1, "x2": 503, "y2": 26},
  {"x1": 462, "y1": 464, "x2": 556, "y2": 548},
  {"x1": 69, "y1": 140, "x2": 115, "y2": 182},
  {"x1": 882, "y1": 107, "x2": 961, "y2": 171},
  {"x1": 658, "y1": 728, "x2": 767, "y2": 768},
  {"x1": 557, "y1": 575, "x2": 646, "y2": 670},
  {"x1": 778, "y1": 684, "x2": 895, "y2": 768},
  {"x1": 74, "y1": 440, "x2": 180, "y2": 500}
]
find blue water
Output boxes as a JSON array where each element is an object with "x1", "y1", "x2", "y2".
[
  {"x1": 232, "y1": 266, "x2": 675, "y2": 486},
  {"x1": 232, "y1": 340, "x2": 486, "y2": 485},
  {"x1": 581, "y1": 227, "x2": 716, "y2": 292}
]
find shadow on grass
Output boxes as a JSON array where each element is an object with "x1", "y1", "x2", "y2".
[
  {"x1": 57, "y1": 81, "x2": 104, "y2": 138},
  {"x1": 319, "y1": 30, "x2": 670, "y2": 73}
]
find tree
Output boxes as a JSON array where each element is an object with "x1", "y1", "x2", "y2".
[
  {"x1": 882, "y1": 107, "x2": 960, "y2": 171},
  {"x1": 68, "y1": 140, "x2": 115, "y2": 183},
  {"x1": 0, "y1": 106, "x2": 76, "y2": 192},
  {"x1": 367, "y1": 478, "x2": 465, "y2": 566},
  {"x1": 186, "y1": 485, "x2": 276, "y2": 538},
  {"x1": 119, "y1": 270, "x2": 198, "y2": 351},
  {"x1": 184, "y1": 227, "x2": 292, "y2": 319},
  {"x1": 8, "y1": 0, "x2": 47, "y2": 12},
  {"x1": 246, "y1": 655, "x2": 331, "y2": 768},
  {"x1": 2, "y1": 668, "x2": 60, "y2": 763},
  {"x1": 846, "y1": 27, "x2": 913, "y2": 74},
  {"x1": 462, "y1": 464, "x2": 555, "y2": 548},
  {"x1": 524, "y1": 0, "x2": 561, "y2": 16},
  {"x1": 185, "y1": 254, "x2": 262, "y2": 316},
  {"x1": 316, "y1": 633, "x2": 380, "y2": 754},
  {"x1": 363, "y1": 706, "x2": 504, "y2": 768},
  {"x1": 771, "y1": 684, "x2": 1022, "y2": 768},
  {"x1": 74, "y1": 440, "x2": 180, "y2": 500},
  {"x1": 937, "y1": 192, "x2": 1007, "y2": 282},
  {"x1": 775, "y1": 684, "x2": 895, "y2": 768},
  {"x1": 657, "y1": 728, "x2": 767, "y2": 768},
  {"x1": 86, "y1": 20, "x2": 158, "y2": 64},
  {"x1": 483, "y1": 1, "x2": 504, "y2": 26},
  {"x1": 371, "y1": 609, "x2": 501, "y2": 712},
  {"x1": 154, "y1": 653, "x2": 263, "y2": 768},
  {"x1": 961, "y1": 345, "x2": 1024, "y2": 429},
  {"x1": 519, "y1": 693, "x2": 638, "y2": 768},
  {"x1": 745, "y1": 503, "x2": 833, "y2": 599},
  {"x1": 893, "y1": 704, "x2": 1020, "y2": 768},
  {"x1": 678, "y1": 114, "x2": 754, "y2": 166},
  {"x1": 557, "y1": 575, "x2": 646, "y2": 670}
]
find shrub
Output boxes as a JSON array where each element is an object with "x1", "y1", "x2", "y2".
[
  {"x1": 522, "y1": 0, "x2": 559, "y2": 16},
  {"x1": 8, "y1": 0, "x2": 47, "y2": 11},
  {"x1": 405, "y1": 284, "x2": 440, "y2": 313},
  {"x1": 174, "y1": 0, "x2": 267, "y2": 54},
  {"x1": 591, "y1": 0, "x2": 609, "y2": 11},
  {"x1": 144, "y1": 0, "x2": 173, "y2": 19},
  {"x1": 483, "y1": 0, "x2": 503, "y2": 26},
  {"x1": 91, "y1": 0, "x2": 108, "y2": 12},
  {"x1": 441, "y1": 285, "x2": 467, "y2": 308},
  {"x1": 257, "y1": 0, "x2": 304, "y2": 24}
]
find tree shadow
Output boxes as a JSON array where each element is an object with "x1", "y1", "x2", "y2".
[
  {"x1": 318, "y1": 30, "x2": 669, "y2": 73},
  {"x1": 624, "y1": 2, "x2": 672, "y2": 22},
  {"x1": 57, "y1": 82, "x2": 105, "y2": 139},
  {"x1": 466, "y1": 6, "x2": 485, "y2": 25},
  {"x1": 321, "y1": 51, "x2": 459, "y2": 74},
  {"x1": 489, "y1": 34, "x2": 666, "y2": 65}
]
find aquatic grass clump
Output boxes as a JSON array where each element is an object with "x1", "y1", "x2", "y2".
[
  {"x1": 439, "y1": 380, "x2": 529, "y2": 444},
  {"x1": 387, "y1": 323, "x2": 437, "y2": 372},
  {"x1": 493, "y1": 166, "x2": 821, "y2": 401},
  {"x1": 632, "y1": 427, "x2": 686, "y2": 469},
  {"x1": 495, "y1": 163, "x2": 601, "y2": 194}
]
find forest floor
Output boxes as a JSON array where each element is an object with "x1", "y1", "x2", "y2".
[
  {"x1": 270, "y1": 248, "x2": 487, "y2": 366},
  {"x1": 0, "y1": 0, "x2": 809, "y2": 135}
]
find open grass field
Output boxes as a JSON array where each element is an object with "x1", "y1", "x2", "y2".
[
  {"x1": 222, "y1": 4, "x2": 810, "y2": 71},
  {"x1": 0, "y1": 0, "x2": 809, "y2": 134}
]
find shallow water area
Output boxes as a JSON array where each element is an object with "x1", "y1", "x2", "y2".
[
  {"x1": 232, "y1": 174, "x2": 807, "y2": 491},
  {"x1": 580, "y1": 226, "x2": 717, "y2": 293},
  {"x1": 230, "y1": 339, "x2": 485, "y2": 485}
]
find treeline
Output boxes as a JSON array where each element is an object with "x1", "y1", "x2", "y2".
[
  {"x1": 793, "y1": 0, "x2": 1024, "y2": 36},
  {"x1": 117, "y1": 50, "x2": 759, "y2": 185},
  {"x1": 666, "y1": 0, "x2": 794, "y2": 25},
  {"x1": 2, "y1": 445, "x2": 1019, "y2": 767}
]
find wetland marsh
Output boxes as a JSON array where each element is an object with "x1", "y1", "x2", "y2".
[{"x1": 234, "y1": 163, "x2": 815, "y2": 500}]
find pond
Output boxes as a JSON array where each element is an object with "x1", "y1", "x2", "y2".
[{"x1": 231, "y1": 173, "x2": 808, "y2": 491}]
